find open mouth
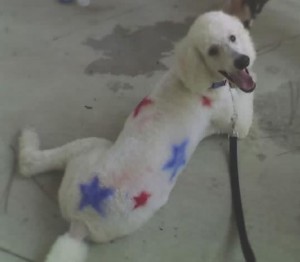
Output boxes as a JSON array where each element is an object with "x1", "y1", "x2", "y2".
[{"x1": 219, "y1": 69, "x2": 256, "y2": 93}]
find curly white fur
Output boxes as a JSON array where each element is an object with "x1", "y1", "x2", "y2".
[
  {"x1": 44, "y1": 234, "x2": 88, "y2": 262},
  {"x1": 19, "y1": 11, "x2": 256, "y2": 262}
]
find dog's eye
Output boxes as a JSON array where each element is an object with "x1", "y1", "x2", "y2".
[
  {"x1": 208, "y1": 45, "x2": 219, "y2": 56},
  {"x1": 229, "y1": 35, "x2": 236, "y2": 42}
]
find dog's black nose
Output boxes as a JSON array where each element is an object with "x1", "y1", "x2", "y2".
[{"x1": 234, "y1": 55, "x2": 250, "y2": 70}]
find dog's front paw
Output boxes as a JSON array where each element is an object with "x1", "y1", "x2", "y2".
[
  {"x1": 234, "y1": 121, "x2": 252, "y2": 139},
  {"x1": 236, "y1": 127, "x2": 250, "y2": 139}
]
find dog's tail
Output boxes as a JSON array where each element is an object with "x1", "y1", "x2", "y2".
[{"x1": 44, "y1": 233, "x2": 88, "y2": 262}]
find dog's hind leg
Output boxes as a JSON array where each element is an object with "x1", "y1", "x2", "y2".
[{"x1": 19, "y1": 128, "x2": 112, "y2": 177}]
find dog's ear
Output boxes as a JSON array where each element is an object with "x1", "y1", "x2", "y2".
[
  {"x1": 175, "y1": 38, "x2": 212, "y2": 93},
  {"x1": 223, "y1": 0, "x2": 270, "y2": 28}
]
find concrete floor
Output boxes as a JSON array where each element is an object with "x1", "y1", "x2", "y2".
[{"x1": 0, "y1": 0, "x2": 300, "y2": 261}]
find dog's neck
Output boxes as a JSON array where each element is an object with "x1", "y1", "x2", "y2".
[{"x1": 167, "y1": 68, "x2": 227, "y2": 94}]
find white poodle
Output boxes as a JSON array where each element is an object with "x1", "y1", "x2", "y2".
[{"x1": 19, "y1": 11, "x2": 256, "y2": 262}]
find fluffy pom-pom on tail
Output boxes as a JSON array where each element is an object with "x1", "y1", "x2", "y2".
[{"x1": 44, "y1": 234, "x2": 88, "y2": 262}]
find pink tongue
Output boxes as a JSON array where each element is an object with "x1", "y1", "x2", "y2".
[{"x1": 229, "y1": 70, "x2": 255, "y2": 92}]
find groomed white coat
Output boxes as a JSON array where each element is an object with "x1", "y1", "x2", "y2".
[{"x1": 19, "y1": 11, "x2": 256, "y2": 262}]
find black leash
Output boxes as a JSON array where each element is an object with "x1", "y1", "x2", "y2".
[{"x1": 229, "y1": 136, "x2": 256, "y2": 262}]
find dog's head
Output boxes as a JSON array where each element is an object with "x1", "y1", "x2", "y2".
[
  {"x1": 223, "y1": 0, "x2": 270, "y2": 29},
  {"x1": 175, "y1": 11, "x2": 256, "y2": 93}
]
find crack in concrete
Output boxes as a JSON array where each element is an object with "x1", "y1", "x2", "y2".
[
  {"x1": 0, "y1": 246, "x2": 35, "y2": 262},
  {"x1": 277, "y1": 147, "x2": 300, "y2": 156},
  {"x1": 254, "y1": 80, "x2": 300, "y2": 152},
  {"x1": 257, "y1": 33, "x2": 300, "y2": 56},
  {"x1": 0, "y1": 145, "x2": 17, "y2": 214},
  {"x1": 32, "y1": 178, "x2": 58, "y2": 206},
  {"x1": 288, "y1": 81, "x2": 300, "y2": 126}
]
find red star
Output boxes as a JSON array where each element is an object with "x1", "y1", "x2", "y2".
[
  {"x1": 133, "y1": 97, "x2": 154, "y2": 118},
  {"x1": 201, "y1": 96, "x2": 212, "y2": 107},
  {"x1": 133, "y1": 191, "x2": 151, "y2": 209}
]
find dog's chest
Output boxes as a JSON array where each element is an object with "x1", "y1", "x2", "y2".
[{"x1": 207, "y1": 86, "x2": 236, "y2": 126}]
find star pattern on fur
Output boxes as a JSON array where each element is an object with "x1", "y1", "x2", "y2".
[
  {"x1": 133, "y1": 191, "x2": 151, "y2": 209},
  {"x1": 79, "y1": 176, "x2": 114, "y2": 216},
  {"x1": 163, "y1": 139, "x2": 188, "y2": 182},
  {"x1": 133, "y1": 97, "x2": 154, "y2": 118},
  {"x1": 201, "y1": 96, "x2": 212, "y2": 107}
]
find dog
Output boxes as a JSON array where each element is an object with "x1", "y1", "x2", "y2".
[
  {"x1": 74, "y1": 0, "x2": 270, "y2": 29},
  {"x1": 19, "y1": 11, "x2": 256, "y2": 262},
  {"x1": 223, "y1": 0, "x2": 270, "y2": 29}
]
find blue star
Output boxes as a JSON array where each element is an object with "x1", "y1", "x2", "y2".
[
  {"x1": 79, "y1": 176, "x2": 114, "y2": 216},
  {"x1": 163, "y1": 139, "x2": 189, "y2": 182}
]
